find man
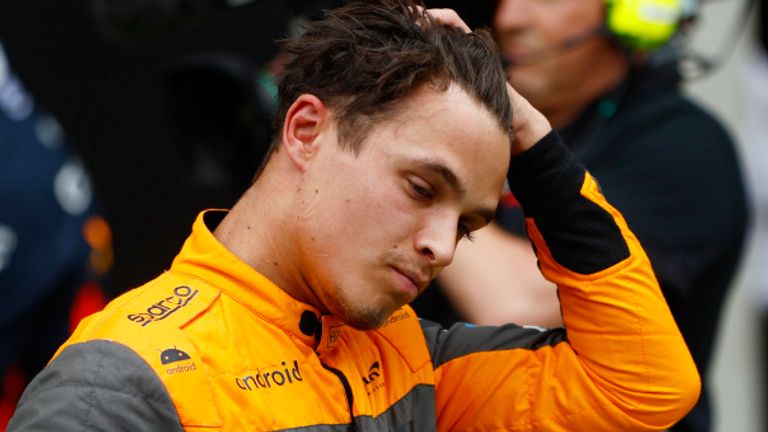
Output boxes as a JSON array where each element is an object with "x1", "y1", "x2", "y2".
[
  {"x1": 420, "y1": 0, "x2": 748, "y2": 431},
  {"x1": 8, "y1": 1, "x2": 699, "y2": 430}
]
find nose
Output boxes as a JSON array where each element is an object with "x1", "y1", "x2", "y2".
[
  {"x1": 414, "y1": 216, "x2": 458, "y2": 269},
  {"x1": 494, "y1": 0, "x2": 533, "y2": 31}
]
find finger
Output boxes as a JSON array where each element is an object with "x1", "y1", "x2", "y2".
[
  {"x1": 505, "y1": 83, "x2": 552, "y2": 154},
  {"x1": 425, "y1": 8, "x2": 471, "y2": 33}
]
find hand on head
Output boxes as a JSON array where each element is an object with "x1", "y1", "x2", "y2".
[
  {"x1": 425, "y1": 7, "x2": 552, "y2": 154},
  {"x1": 423, "y1": 8, "x2": 471, "y2": 33}
]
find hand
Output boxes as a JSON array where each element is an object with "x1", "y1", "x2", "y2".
[
  {"x1": 425, "y1": 7, "x2": 552, "y2": 155},
  {"x1": 423, "y1": 8, "x2": 470, "y2": 33},
  {"x1": 505, "y1": 83, "x2": 551, "y2": 155}
]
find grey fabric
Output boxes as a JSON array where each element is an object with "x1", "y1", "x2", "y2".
[
  {"x1": 276, "y1": 384, "x2": 436, "y2": 431},
  {"x1": 361, "y1": 383, "x2": 435, "y2": 431},
  {"x1": 421, "y1": 319, "x2": 568, "y2": 369},
  {"x1": 7, "y1": 340, "x2": 183, "y2": 432}
]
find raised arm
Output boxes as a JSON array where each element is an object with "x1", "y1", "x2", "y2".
[
  {"x1": 423, "y1": 128, "x2": 700, "y2": 431},
  {"x1": 417, "y1": 13, "x2": 700, "y2": 426}
]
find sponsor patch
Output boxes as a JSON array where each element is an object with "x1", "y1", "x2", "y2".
[
  {"x1": 127, "y1": 285, "x2": 199, "y2": 327},
  {"x1": 363, "y1": 361, "x2": 385, "y2": 396},
  {"x1": 236, "y1": 360, "x2": 303, "y2": 391},
  {"x1": 380, "y1": 310, "x2": 410, "y2": 328},
  {"x1": 160, "y1": 347, "x2": 197, "y2": 375}
]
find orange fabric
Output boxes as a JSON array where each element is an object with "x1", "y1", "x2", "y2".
[
  {"x1": 433, "y1": 173, "x2": 700, "y2": 431},
  {"x1": 56, "y1": 212, "x2": 434, "y2": 431},
  {"x1": 53, "y1": 172, "x2": 699, "y2": 431}
]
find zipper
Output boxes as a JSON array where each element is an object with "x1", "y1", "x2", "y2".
[{"x1": 321, "y1": 363, "x2": 358, "y2": 432}]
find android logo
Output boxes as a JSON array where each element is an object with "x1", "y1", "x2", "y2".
[{"x1": 160, "y1": 347, "x2": 191, "y2": 365}]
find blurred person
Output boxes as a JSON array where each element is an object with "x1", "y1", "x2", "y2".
[
  {"x1": 413, "y1": 0, "x2": 749, "y2": 431},
  {"x1": 0, "y1": 41, "x2": 111, "y2": 428},
  {"x1": 0, "y1": 0, "x2": 344, "y2": 304},
  {"x1": 8, "y1": 2, "x2": 699, "y2": 430}
]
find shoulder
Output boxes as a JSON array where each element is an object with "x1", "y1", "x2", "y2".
[
  {"x1": 50, "y1": 272, "x2": 225, "y2": 428},
  {"x1": 589, "y1": 85, "x2": 748, "y2": 242},
  {"x1": 373, "y1": 307, "x2": 433, "y2": 373},
  {"x1": 614, "y1": 85, "x2": 735, "y2": 155},
  {"x1": 9, "y1": 340, "x2": 184, "y2": 431},
  {"x1": 70, "y1": 271, "x2": 221, "y2": 341}
]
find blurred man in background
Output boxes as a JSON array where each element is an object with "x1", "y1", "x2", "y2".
[
  {"x1": 0, "y1": 0, "x2": 343, "y2": 301},
  {"x1": 413, "y1": 1, "x2": 749, "y2": 431}
]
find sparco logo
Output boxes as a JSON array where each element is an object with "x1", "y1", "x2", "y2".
[
  {"x1": 127, "y1": 286, "x2": 198, "y2": 327},
  {"x1": 236, "y1": 360, "x2": 303, "y2": 391}
]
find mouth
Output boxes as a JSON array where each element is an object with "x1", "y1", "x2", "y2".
[
  {"x1": 503, "y1": 47, "x2": 544, "y2": 67},
  {"x1": 390, "y1": 266, "x2": 429, "y2": 298},
  {"x1": 503, "y1": 44, "x2": 531, "y2": 58},
  {"x1": 498, "y1": 38, "x2": 544, "y2": 66}
]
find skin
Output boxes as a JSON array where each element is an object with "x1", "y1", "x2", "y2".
[
  {"x1": 439, "y1": 0, "x2": 631, "y2": 327},
  {"x1": 425, "y1": 7, "x2": 552, "y2": 149},
  {"x1": 214, "y1": 83, "x2": 517, "y2": 330},
  {"x1": 494, "y1": 0, "x2": 628, "y2": 127}
]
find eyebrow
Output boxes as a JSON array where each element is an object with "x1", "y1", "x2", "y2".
[
  {"x1": 413, "y1": 159, "x2": 466, "y2": 197},
  {"x1": 409, "y1": 158, "x2": 497, "y2": 225}
]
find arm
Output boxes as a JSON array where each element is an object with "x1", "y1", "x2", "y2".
[
  {"x1": 426, "y1": 131, "x2": 700, "y2": 431},
  {"x1": 7, "y1": 340, "x2": 183, "y2": 432},
  {"x1": 423, "y1": 9, "x2": 698, "y2": 430},
  {"x1": 437, "y1": 222, "x2": 563, "y2": 327},
  {"x1": 433, "y1": 61, "x2": 562, "y2": 327}
]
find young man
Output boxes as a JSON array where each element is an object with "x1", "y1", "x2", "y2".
[
  {"x1": 422, "y1": 0, "x2": 748, "y2": 430},
  {"x1": 8, "y1": 1, "x2": 699, "y2": 430}
]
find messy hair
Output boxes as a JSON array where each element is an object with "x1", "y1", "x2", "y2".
[{"x1": 260, "y1": 0, "x2": 511, "y2": 171}]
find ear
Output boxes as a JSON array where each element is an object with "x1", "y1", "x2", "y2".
[{"x1": 281, "y1": 94, "x2": 329, "y2": 171}]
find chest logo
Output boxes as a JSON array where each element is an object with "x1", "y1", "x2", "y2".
[
  {"x1": 127, "y1": 285, "x2": 198, "y2": 327},
  {"x1": 236, "y1": 360, "x2": 304, "y2": 391},
  {"x1": 161, "y1": 347, "x2": 191, "y2": 364},
  {"x1": 160, "y1": 347, "x2": 197, "y2": 375},
  {"x1": 363, "y1": 361, "x2": 385, "y2": 395}
]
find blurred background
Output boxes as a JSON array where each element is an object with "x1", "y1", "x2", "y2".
[
  {"x1": 0, "y1": 0, "x2": 764, "y2": 431},
  {"x1": 688, "y1": 1, "x2": 766, "y2": 431}
]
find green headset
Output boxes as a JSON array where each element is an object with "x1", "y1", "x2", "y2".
[{"x1": 605, "y1": 0, "x2": 686, "y2": 51}]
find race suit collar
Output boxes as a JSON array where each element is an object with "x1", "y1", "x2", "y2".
[{"x1": 171, "y1": 209, "x2": 329, "y2": 350}]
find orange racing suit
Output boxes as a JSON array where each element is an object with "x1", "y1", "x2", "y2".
[{"x1": 8, "y1": 131, "x2": 699, "y2": 431}]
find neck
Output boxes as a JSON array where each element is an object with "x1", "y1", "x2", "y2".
[
  {"x1": 213, "y1": 161, "x2": 323, "y2": 310},
  {"x1": 550, "y1": 70, "x2": 628, "y2": 128}
]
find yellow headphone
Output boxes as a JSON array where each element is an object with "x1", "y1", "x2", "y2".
[{"x1": 605, "y1": 0, "x2": 684, "y2": 50}]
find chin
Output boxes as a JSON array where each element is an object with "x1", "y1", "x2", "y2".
[
  {"x1": 331, "y1": 298, "x2": 396, "y2": 330},
  {"x1": 325, "y1": 281, "x2": 402, "y2": 330},
  {"x1": 344, "y1": 317, "x2": 386, "y2": 331},
  {"x1": 338, "y1": 307, "x2": 392, "y2": 331}
]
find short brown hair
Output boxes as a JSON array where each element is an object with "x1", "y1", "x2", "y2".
[{"x1": 260, "y1": 0, "x2": 511, "y2": 172}]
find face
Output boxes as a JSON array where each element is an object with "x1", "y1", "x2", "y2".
[
  {"x1": 296, "y1": 85, "x2": 510, "y2": 329},
  {"x1": 494, "y1": 0, "x2": 623, "y2": 125}
]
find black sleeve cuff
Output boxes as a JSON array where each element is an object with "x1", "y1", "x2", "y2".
[
  {"x1": 507, "y1": 130, "x2": 584, "y2": 219},
  {"x1": 505, "y1": 130, "x2": 631, "y2": 274}
]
